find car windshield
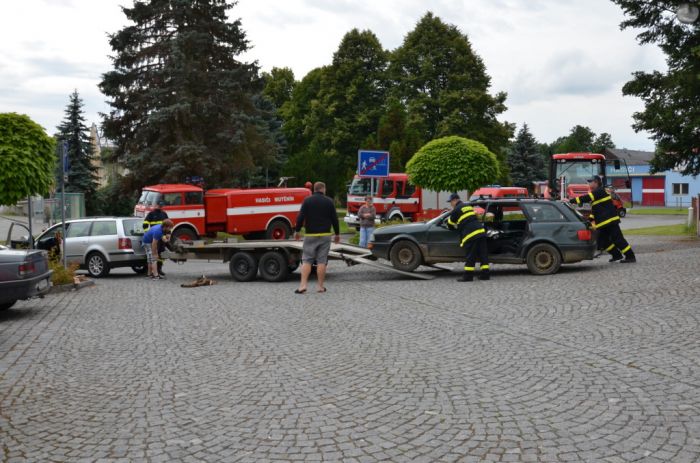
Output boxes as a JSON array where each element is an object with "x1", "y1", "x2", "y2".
[
  {"x1": 555, "y1": 160, "x2": 603, "y2": 185},
  {"x1": 348, "y1": 178, "x2": 373, "y2": 196}
]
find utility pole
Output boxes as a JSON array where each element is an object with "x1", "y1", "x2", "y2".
[{"x1": 60, "y1": 141, "x2": 68, "y2": 269}]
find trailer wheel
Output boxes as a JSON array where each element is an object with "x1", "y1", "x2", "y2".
[
  {"x1": 389, "y1": 240, "x2": 422, "y2": 272},
  {"x1": 259, "y1": 251, "x2": 290, "y2": 282},
  {"x1": 526, "y1": 243, "x2": 561, "y2": 275},
  {"x1": 229, "y1": 252, "x2": 258, "y2": 282},
  {"x1": 265, "y1": 220, "x2": 292, "y2": 240}
]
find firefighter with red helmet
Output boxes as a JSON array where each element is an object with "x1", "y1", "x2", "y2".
[
  {"x1": 570, "y1": 175, "x2": 636, "y2": 263},
  {"x1": 447, "y1": 193, "x2": 490, "y2": 282}
]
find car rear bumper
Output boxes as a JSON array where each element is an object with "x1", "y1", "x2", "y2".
[
  {"x1": 560, "y1": 243, "x2": 596, "y2": 263},
  {"x1": 0, "y1": 270, "x2": 52, "y2": 303},
  {"x1": 108, "y1": 250, "x2": 147, "y2": 267}
]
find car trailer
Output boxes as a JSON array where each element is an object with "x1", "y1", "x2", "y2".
[{"x1": 163, "y1": 240, "x2": 436, "y2": 282}]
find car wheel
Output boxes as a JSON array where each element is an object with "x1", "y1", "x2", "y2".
[
  {"x1": 618, "y1": 208, "x2": 626, "y2": 218},
  {"x1": 526, "y1": 243, "x2": 562, "y2": 275},
  {"x1": 0, "y1": 300, "x2": 17, "y2": 311},
  {"x1": 229, "y1": 251, "x2": 258, "y2": 282},
  {"x1": 265, "y1": 220, "x2": 292, "y2": 240},
  {"x1": 131, "y1": 264, "x2": 148, "y2": 274},
  {"x1": 389, "y1": 240, "x2": 422, "y2": 272},
  {"x1": 86, "y1": 252, "x2": 110, "y2": 278},
  {"x1": 259, "y1": 251, "x2": 290, "y2": 282}
]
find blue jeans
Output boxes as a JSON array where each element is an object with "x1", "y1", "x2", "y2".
[{"x1": 359, "y1": 227, "x2": 375, "y2": 248}]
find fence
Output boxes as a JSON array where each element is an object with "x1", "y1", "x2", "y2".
[{"x1": 5, "y1": 194, "x2": 85, "y2": 225}]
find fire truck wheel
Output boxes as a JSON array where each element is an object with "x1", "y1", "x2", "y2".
[
  {"x1": 526, "y1": 243, "x2": 562, "y2": 275},
  {"x1": 172, "y1": 226, "x2": 198, "y2": 242},
  {"x1": 229, "y1": 252, "x2": 258, "y2": 282},
  {"x1": 618, "y1": 208, "x2": 627, "y2": 218},
  {"x1": 265, "y1": 220, "x2": 292, "y2": 240},
  {"x1": 259, "y1": 251, "x2": 290, "y2": 282},
  {"x1": 389, "y1": 240, "x2": 422, "y2": 272}
]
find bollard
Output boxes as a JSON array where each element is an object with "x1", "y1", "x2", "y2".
[{"x1": 689, "y1": 206, "x2": 694, "y2": 228}]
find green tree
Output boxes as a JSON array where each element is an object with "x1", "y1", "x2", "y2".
[
  {"x1": 406, "y1": 136, "x2": 500, "y2": 192},
  {"x1": 56, "y1": 90, "x2": 99, "y2": 215},
  {"x1": 508, "y1": 124, "x2": 544, "y2": 189},
  {"x1": 390, "y1": 12, "x2": 513, "y2": 178},
  {"x1": 100, "y1": 0, "x2": 278, "y2": 189},
  {"x1": 262, "y1": 67, "x2": 296, "y2": 109},
  {"x1": 0, "y1": 113, "x2": 56, "y2": 206},
  {"x1": 591, "y1": 132, "x2": 616, "y2": 153},
  {"x1": 282, "y1": 29, "x2": 389, "y2": 196},
  {"x1": 612, "y1": 0, "x2": 700, "y2": 174},
  {"x1": 550, "y1": 125, "x2": 597, "y2": 153}
]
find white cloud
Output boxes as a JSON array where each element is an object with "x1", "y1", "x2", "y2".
[{"x1": 0, "y1": 0, "x2": 667, "y2": 149}]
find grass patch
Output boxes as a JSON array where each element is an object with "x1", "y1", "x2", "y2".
[
  {"x1": 627, "y1": 207, "x2": 687, "y2": 216},
  {"x1": 625, "y1": 223, "x2": 696, "y2": 236},
  {"x1": 49, "y1": 260, "x2": 78, "y2": 286}
]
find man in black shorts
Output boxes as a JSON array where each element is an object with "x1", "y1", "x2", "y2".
[{"x1": 294, "y1": 182, "x2": 340, "y2": 294}]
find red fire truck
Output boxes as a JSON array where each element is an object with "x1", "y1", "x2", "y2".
[
  {"x1": 545, "y1": 152, "x2": 629, "y2": 216},
  {"x1": 344, "y1": 173, "x2": 469, "y2": 228},
  {"x1": 134, "y1": 184, "x2": 310, "y2": 241}
]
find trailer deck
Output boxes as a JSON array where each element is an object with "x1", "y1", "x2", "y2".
[{"x1": 163, "y1": 240, "x2": 436, "y2": 282}]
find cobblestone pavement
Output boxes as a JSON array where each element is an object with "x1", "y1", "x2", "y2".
[{"x1": 2, "y1": 236, "x2": 700, "y2": 462}]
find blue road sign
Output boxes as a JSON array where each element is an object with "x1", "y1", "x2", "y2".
[{"x1": 358, "y1": 150, "x2": 390, "y2": 178}]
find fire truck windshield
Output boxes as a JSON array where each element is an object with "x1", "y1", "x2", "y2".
[
  {"x1": 138, "y1": 191, "x2": 162, "y2": 206},
  {"x1": 349, "y1": 178, "x2": 372, "y2": 196},
  {"x1": 555, "y1": 160, "x2": 603, "y2": 185}
]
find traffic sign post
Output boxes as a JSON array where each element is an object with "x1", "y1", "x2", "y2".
[{"x1": 357, "y1": 150, "x2": 390, "y2": 178}]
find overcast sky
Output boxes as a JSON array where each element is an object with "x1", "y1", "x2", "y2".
[{"x1": 0, "y1": 0, "x2": 666, "y2": 150}]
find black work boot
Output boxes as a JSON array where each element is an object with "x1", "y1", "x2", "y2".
[
  {"x1": 608, "y1": 250, "x2": 623, "y2": 263},
  {"x1": 457, "y1": 272, "x2": 474, "y2": 282},
  {"x1": 479, "y1": 270, "x2": 491, "y2": 281},
  {"x1": 621, "y1": 250, "x2": 636, "y2": 263}
]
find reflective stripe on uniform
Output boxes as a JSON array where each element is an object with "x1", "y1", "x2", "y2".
[
  {"x1": 605, "y1": 244, "x2": 615, "y2": 252},
  {"x1": 457, "y1": 211, "x2": 475, "y2": 223},
  {"x1": 588, "y1": 192, "x2": 595, "y2": 201},
  {"x1": 305, "y1": 232, "x2": 333, "y2": 237},
  {"x1": 481, "y1": 264, "x2": 490, "y2": 270},
  {"x1": 620, "y1": 245, "x2": 631, "y2": 254},
  {"x1": 464, "y1": 266, "x2": 475, "y2": 271},
  {"x1": 447, "y1": 217, "x2": 456, "y2": 226},
  {"x1": 575, "y1": 196, "x2": 581, "y2": 205},
  {"x1": 594, "y1": 215, "x2": 620, "y2": 229},
  {"x1": 592, "y1": 195, "x2": 612, "y2": 206},
  {"x1": 460, "y1": 228, "x2": 485, "y2": 246}
]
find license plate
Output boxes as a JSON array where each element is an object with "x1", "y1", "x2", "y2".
[{"x1": 37, "y1": 278, "x2": 50, "y2": 292}]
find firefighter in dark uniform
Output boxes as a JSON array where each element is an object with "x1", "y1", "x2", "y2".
[
  {"x1": 447, "y1": 193, "x2": 490, "y2": 281},
  {"x1": 143, "y1": 201, "x2": 170, "y2": 276},
  {"x1": 570, "y1": 175, "x2": 636, "y2": 263}
]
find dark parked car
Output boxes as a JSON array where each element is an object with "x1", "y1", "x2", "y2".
[
  {"x1": 370, "y1": 199, "x2": 596, "y2": 275},
  {"x1": 0, "y1": 245, "x2": 52, "y2": 310}
]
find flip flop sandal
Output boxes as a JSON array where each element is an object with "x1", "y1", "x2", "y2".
[
  {"x1": 317, "y1": 287, "x2": 327, "y2": 293},
  {"x1": 294, "y1": 289, "x2": 307, "y2": 294}
]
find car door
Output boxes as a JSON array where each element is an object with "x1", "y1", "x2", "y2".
[
  {"x1": 89, "y1": 220, "x2": 118, "y2": 259},
  {"x1": 425, "y1": 214, "x2": 461, "y2": 258},
  {"x1": 65, "y1": 221, "x2": 92, "y2": 265}
]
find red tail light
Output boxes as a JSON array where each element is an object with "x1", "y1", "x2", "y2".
[
  {"x1": 118, "y1": 238, "x2": 132, "y2": 250},
  {"x1": 577, "y1": 229, "x2": 592, "y2": 241},
  {"x1": 18, "y1": 262, "x2": 35, "y2": 276}
]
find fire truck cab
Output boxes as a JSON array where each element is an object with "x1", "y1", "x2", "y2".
[
  {"x1": 134, "y1": 184, "x2": 310, "y2": 241},
  {"x1": 545, "y1": 152, "x2": 629, "y2": 216}
]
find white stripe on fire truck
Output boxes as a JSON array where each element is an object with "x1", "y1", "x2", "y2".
[
  {"x1": 347, "y1": 196, "x2": 419, "y2": 204},
  {"x1": 642, "y1": 189, "x2": 665, "y2": 193},
  {"x1": 162, "y1": 209, "x2": 205, "y2": 219},
  {"x1": 226, "y1": 204, "x2": 301, "y2": 216}
]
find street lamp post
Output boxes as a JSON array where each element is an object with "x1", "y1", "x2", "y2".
[{"x1": 677, "y1": 3, "x2": 700, "y2": 24}]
